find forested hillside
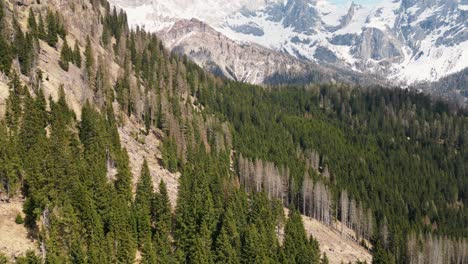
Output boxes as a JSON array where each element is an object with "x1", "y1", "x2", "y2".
[{"x1": 0, "y1": 0, "x2": 466, "y2": 264}]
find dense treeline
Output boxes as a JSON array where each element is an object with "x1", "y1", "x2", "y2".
[
  {"x1": 200, "y1": 81, "x2": 468, "y2": 263},
  {"x1": 0, "y1": 0, "x2": 466, "y2": 263},
  {"x1": 0, "y1": 72, "x2": 324, "y2": 263},
  {"x1": 0, "y1": 0, "x2": 325, "y2": 263}
]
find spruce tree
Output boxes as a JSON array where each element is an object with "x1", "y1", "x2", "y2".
[
  {"x1": 283, "y1": 209, "x2": 320, "y2": 264},
  {"x1": 320, "y1": 253, "x2": 329, "y2": 264},
  {"x1": 27, "y1": 9, "x2": 37, "y2": 34},
  {"x1": 55, "y1": 11, "x2": 66, "y2": 39},
  {"x1": 140, "y1": 235, "x2": 157, "y2": 264},
  {"x1": 5, "y1": 71, "x2": 24, "y2": 133},
  {"x1": 215, "y1": 226, "x2": 239, "y2": 264},
  {"x1": 134, "y1": 159, "x2": 154, "y2": 247},
  {"x1": 0, "y1": 0, "x2": 3, "y2": 24},
  {"x1": 153, "y1": 180, "x2": 173, "y2": 263},
  {"x1": 46, "y1": 10, "x2": 58, "y2": 47},
  {"x1": 115, "y1": 149, "x2": 133, "y2": 202},
  {"x1": 14, "y1": 22, "x2": 34, "y2": 75},
  {"x1": 73, "y1": 40, "x2": 81, "y2": 68},
  {"x1": 59, "y1": 38, "x2": 71, "y2": 71},
  {"x1": 84, "y1": 36, "x2": 94, "y2": 78},
  {"x1": 0, "y1": 34, "x2": 12, "y2": 74},
  {"x1": 241, "y1": 224, "x2": 265, "y2": 264},
  {"x1": 37, "y1": 13, "x2": 46, "y2": 40},
  {"x1": 215, "y1": 206, "x2": 241, "y2": 263}
]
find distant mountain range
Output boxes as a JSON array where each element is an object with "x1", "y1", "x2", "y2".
[{"x1": 109, "y1": 0, "x2": 468, "y2": 93}]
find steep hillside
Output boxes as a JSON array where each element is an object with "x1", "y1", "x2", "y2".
[
  {"x1": 0, "y1": 0, "x2": 373, "y2": 263},
  {"x1": 0, "y1": 0, "x2": 466, "y2": 263}
]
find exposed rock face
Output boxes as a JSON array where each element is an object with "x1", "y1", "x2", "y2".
[
  {"x1": 228, "y1": 22, "x2": 264, "y2": 36},
  {"x1": 281, "y1": 0, "x2": 319, "y2": 34},
  {"x1": 158, "y1": 19, "x2": 309, "y2": 84},
  {"x1": 354, "y1": 27, "x2": 404, "y2": 62},
  {"x1": 108, "y1": 0, "x2": 468, "y2": 89}
]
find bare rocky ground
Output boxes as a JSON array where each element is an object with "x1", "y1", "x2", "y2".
[
  {"x1": 303, "y1": 216, "x2": 372, "y2": 264},
  {"x1": 118, "y1": 114, "x2": 180, "y2": 207},
  {"x1": 0, "y1": 199, "x2": 36, "y2": 259},
  {"x1": 283, "y1": 209, "x2": 372, "y2": 264}
]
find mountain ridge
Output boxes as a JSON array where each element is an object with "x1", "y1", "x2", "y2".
[{"x1": 110, "y1": 0, "x2": 468, "y2": 89}]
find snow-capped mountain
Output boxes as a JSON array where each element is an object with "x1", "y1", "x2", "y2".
[{"x1": 109, "y1": 0, "x2": 468, "y2": 86}]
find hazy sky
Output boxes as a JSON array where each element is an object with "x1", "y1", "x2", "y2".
[{"x1": 329, "y1": 0, "x2": 382, "y2": 5}]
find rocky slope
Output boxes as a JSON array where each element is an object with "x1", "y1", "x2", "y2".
[{"x1": 157, "y1": 18, "x2": 310, "y2": 84}]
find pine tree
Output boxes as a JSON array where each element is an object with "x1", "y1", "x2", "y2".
[
  {"x1": 14, "y1": 21, "x2": 34, "y2": 75},
  {"x1": 190, "y1": 220, "x2": 214, "y2": 264},
  {"x1": 153, "y1": 180, "x2": 173, "y2": 263},
  {"x1": 107, "y1": 193, "x2": 137, "y2": 264},
  {"x1": 59, "y1": 38, "x2": 71, "y2": 71},
  {"x1": 5, "y1": 71, "x2": 24, "y2": 133},
  {"x1": 84, "y1": 36, "x2": 94, "y2": 78},
  {"x1": 320, "y1": 253, "x2": 329, "y2": 264},
  {"x1": 134, "y1": 159, "x2": 154, "y2": 246},
  {"x1": 0, "y1": 121, "x2": 21, "y2": 200},
  {"x1": 283, "y1": 209, "x2": 320, "y2": 264},
  {"x1": 215, "y1": 226, "x2": 240, "y2": 264},
  {"x1": 153, "y1": 180, "x2": 171, "y2": 231},
  {"x1": 27, "y1": 9, "x2": 37, "y2": 34},
  {"x1": 46, "y1": 10, "x2": 58, "y2": 47},
  {"x1": 73, "y1": 40, "x2": 81, "y2": 68},
  {"x1": 215, "y1": 206, "x2": 241, "y2": 264},
  {"x1": 0, "y1": 34, "x2": 12, "y2": 74},
  {"x1": 241, "y1": 224, "x2": 265, "y2": 264},
  {"x1": 55, "y1": 11, "x2": 66, "y2": 39},
  {"x1": 115, "y1": 149, "x2": 133, "y2": 202},
  {"x1": 15, "y1": 250, "x2": 41, "y2": 264},
  {"x1": 0, "y1": 0, "x2": 3, "y2": 24},
  {"x1": 37, "y1": 12, "x2": 46, "y2": 40},
  {"x1": 140, "y1": 235, "x2": 157, "y2": 264}
]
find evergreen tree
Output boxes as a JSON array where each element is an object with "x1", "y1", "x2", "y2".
[
  {"x1": 0, "y1": 121, "x2": 21, "y2": 199},
  {"x1": 0, "y1": 0, "x2": 11, "y2": 74},
  {"x1": 140, "y1": 235, "x2": 157, "y2": 264},
  {"x1": 55, "y1": 11, "x2": 66, "y2": 39},
  {"x1": 241, "y1": 224, "x2": 266, "y2": 264},
  {"x1": 46, "y1": 10, "x2": 58, "y2": 47},
  {"x1": 153, "y1": 180, "x2": 173, "y2": 263},
  {"x1": 14, "y1": 21, "x2": 34, "y2": 75},
  {"x1": 15, "y1": 250, "x2": 41, "y2": 264},
  {"x1": 107, "y1": 193, "x2": 137, "y2": 264},
  {"x1": 0, "y1": 0, "x2": 3, "y2": 24},
  {"x1": 0, "y1": 34, "x2": 12, "y2": 74},
  {"x1": 0, "y1": 253, "x2": 7, "y2": 264},
  {"x1": 5, "y1": 71, "x2": 24, "y2": 133},
  {"x1": 37, "y1": 12, "x2": 46, "y2": 40},
  {"x1": 320, "y1": 253, "x2": 329, "y2": 264},
  {"x1": 215, "y1": 226, "x2": 239, "y2": 264},
  {"x1": 215, "y1": 206, "x2": 241, "y2": 264},
  {"x1": 27, "y1": 9, "x2": 37, "y2": 35},
  {"x1": 59, "y1": 38, "x2": 71, "y2": 71},
  {"x1": 190, "y1": 220, "x2": 214, "y2": 264},
  {"x1": 115, "y1": 149, "x2": 133, "y2": 202},
  {"x1": 134, "y1": 159, "x2": 154, "y2": 247},
  {"x1": 283, "y1": 209, "x2": 320, "y2": 264},
  {"x1": 73, "y1": 40, "x2": 81, "y2": 68},
  {"x1": 84, "y1": 36, "x2": 94, "y2": 78}
]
